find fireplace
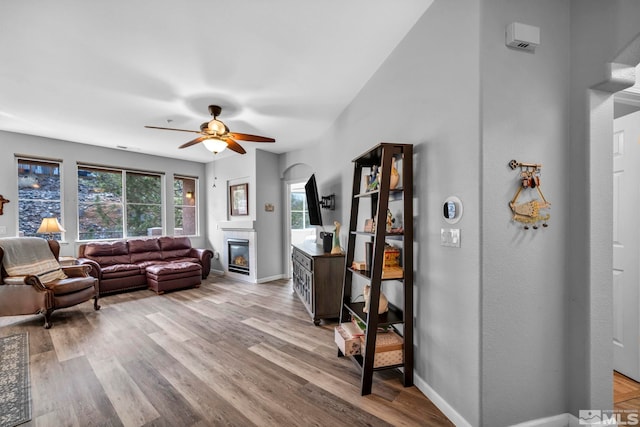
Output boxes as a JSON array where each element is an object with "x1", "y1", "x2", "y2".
[{"x1": 227, "y1": 238, "x2": 250, "y2": 275}]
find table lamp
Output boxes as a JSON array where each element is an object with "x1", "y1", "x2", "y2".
[{"x1": 37, "y1": 217, "x2": 65, "y2": 240}]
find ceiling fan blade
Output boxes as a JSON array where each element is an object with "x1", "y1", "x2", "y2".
[
  {"x1": 179, "y1": 136, "x2": 207, "y2": 149},
  {"x1": 145, "y1": 125, "x2": 201, "y2": 134},
  {"x1": 228, "y1": 132, "x2": 275, "y2": 143},
  {"x1": 224, "y1": 138, "x2": 247, "y2": 154}
]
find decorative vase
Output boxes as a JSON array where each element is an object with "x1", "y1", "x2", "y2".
[
  {"x1": 362, "y1": 284, "x2": 389, "y2": 314},
  {"x1": 331, "y1": 221, "x2": 343, "y2": 254},
  {"x1": 389, "y1": 158, "x2": 400, "y2": 189}
]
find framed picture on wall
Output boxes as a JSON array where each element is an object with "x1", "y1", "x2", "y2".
[{"x1": 229, "y1": 183, "x2": 249, "y2": 216}]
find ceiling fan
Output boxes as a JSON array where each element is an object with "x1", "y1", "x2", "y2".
[{"x1": 145, "y1": 105, "x2": 275, "y2": 155}]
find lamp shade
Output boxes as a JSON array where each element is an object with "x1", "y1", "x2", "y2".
[
  {"x1": 202, "y1": 138, "x2": 228, "y2": 153},
  {"x1": 37, "y1": 217, "x2": 66, "y2": 234}
]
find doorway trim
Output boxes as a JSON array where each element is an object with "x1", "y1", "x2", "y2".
[{"x1": 583, "y1": 37, "x2": 639, "y2": 409}]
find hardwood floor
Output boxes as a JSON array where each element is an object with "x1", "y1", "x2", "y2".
[
  {"x1": 0, "y1": 276, "x2": 453, "y2": 427},
  {"x1": 615, "y1": 371, "x2": 640, "y2": 413}
]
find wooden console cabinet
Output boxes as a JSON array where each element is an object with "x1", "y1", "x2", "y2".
[{"x1": 292, "y1": 242, "x2": 345, "y2": 325}]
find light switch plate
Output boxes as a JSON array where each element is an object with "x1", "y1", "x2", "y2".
[{"x1": 440, "y1": 228, "x2": 461, "y2": 247}]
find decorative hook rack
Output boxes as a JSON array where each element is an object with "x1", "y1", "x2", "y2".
[{"x1": 508, "y1": 159, "x2": 550, "y2": 230}]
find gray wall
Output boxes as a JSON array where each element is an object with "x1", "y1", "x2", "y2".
[
  {"x1": 568, "y1": 0, "x2": 640, "y2": 414},
  {"x1": 5, "y1": 1, "x2": 640, "y2": 423},
  {"x1": 0, "y1": 131, "x2": 209, "y2": 257},
  {"x1": 205, "y1": 149, "x2": 256, "y2": 273},
  {"x1": 206, "y1": 148, "x2": 286, "y2": 282},
  {"x1": 276, "y1": 1, "x2": 640, "y2": 425},
  {"x1": 255, "y1": 149, "x2": 284, "y2": 280},
  {"x1": 282, "y1": 0, "x2": 482, "y2": 424},
  {"x1": 480, "y1": 1, "x2": 570, "y2": 425}
]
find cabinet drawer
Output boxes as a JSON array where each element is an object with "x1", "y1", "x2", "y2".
[{"x1": 293, "y1": 250, "x2": 312, "y2": 271}]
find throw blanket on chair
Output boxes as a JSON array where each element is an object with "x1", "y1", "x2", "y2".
[{"x1": 0, "y1": 237, "x2": 67, "y2": 283}]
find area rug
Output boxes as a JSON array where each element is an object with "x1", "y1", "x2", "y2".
[{"x1": 0, "y1": 333, "x2": 31, "y2": 427}]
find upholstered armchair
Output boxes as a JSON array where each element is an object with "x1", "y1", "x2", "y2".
[{"x1": 0, "y1": 237, "x2": 100, "y2": 328}]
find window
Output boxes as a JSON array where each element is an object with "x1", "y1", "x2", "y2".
[
  {"x1": 174, "y1": 176, "x2": 198, "y2": 236},
  {"x1": 17, "y1": 158, "x2": 63, "y2": 238},
  {"x1": 290, "y1": 184, "x2": 311, "y2": 229},
  {"x1": 125, "y1": 172, "x2": 162, "y2": 237},
  {"x1": 78, "y1": 166, "x2": 163, "y2": 240}
]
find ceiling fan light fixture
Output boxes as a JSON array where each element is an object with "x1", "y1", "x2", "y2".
[
  {"x1": 202, "y1": 138, "x2": 228, "y2": 154},
  {"x1": 145, "y1": 104, "x2": 274, "y2": 155},
  {"x1": 207, "y1": 119, "x2": 226, "y2": 135}
]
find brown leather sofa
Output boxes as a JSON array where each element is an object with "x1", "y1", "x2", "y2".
[
  {"x1": 0, "y1": 238, "x2": 99, "y2": 328},
  {"x1": 77, "y1": 236, "x2": 213, "y2": 295}
]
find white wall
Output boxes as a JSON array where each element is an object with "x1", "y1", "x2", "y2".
[
  {"x1": 0, "y1": 131, "x2": 209, "y2": 257},
  {"x1": 282, "y1": 0, "x2": 482, "y2": 424}
]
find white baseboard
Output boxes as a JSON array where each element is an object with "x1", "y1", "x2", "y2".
[
  {"x1": 568, "y1": 413, "x2": 581, "y2": 427},
  {"x1": 511, "y1": 413, "x2": 573, "y2": 427},
  {"x1": 257, "y1": 274, "x2": 286, "y2": 283},
  {"x1": 414, "y1": 377, "x2": 580, "y2": 427},
  {"x1": 414, "y1": 374, "x2": 473, "y2": 427},
  {"x1": 208, "y1": 269, "x2": 285, "y2": 283}
]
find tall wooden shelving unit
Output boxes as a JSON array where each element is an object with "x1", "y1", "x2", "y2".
[{"x1": 338, "y1": 142, "x2": 413, "y2": 396}]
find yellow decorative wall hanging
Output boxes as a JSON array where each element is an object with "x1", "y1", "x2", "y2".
[{"x1": 508, "y1": 160, "x2": 550, "y2": 230}]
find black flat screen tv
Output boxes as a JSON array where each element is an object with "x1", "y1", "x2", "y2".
[{"x1": 305, "y1": 174, "x2": 323, "y2": 226}]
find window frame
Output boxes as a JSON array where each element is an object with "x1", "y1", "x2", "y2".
[
  {"x1": 77, "y1": 164, "x2": 165, "y2": 241},
  {"x1": 16, "y1": 156, "x2": 64, "y2": 239},
  {"x1": 290, "y1": 186, "x2": 312, "y2": 230},
  {"x1": 173, "y1": 175, "x2": 199, "y2": 237}
]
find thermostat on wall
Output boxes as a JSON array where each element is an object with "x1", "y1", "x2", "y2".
[{"x1": 443, "y1": 196, "x2": 463, "y2": 224}]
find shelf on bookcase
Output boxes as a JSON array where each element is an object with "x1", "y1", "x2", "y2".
[
  {"x1": 347, "y1": 267, "x2": 404, "y2": 281},
  {"x1": 344, "y1": 301, "x2": 404, "y2": 326}
]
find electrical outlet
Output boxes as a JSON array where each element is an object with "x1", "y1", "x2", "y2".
[
  {"x1": 440, "y1": 228, "x2": 461, "y2": 248},
  {"x1": 214, "y1": 251, "x2": 220, "y2": 260},
  {"x1": 0, "y1": 226, "x2": 6, "y2": 235}
]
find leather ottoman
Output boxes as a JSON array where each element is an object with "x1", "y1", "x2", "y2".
[{"x1": 145, "y1": 262, "x2": 202, "y2": 294}]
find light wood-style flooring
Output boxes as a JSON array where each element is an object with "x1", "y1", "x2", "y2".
[{"x1": 0, "y1": 276, "x2": 452, "y2": 427}]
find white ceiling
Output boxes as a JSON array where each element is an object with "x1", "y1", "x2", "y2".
[{"x1": 0, "y1": 1, "x2": 433, "y2": 163}]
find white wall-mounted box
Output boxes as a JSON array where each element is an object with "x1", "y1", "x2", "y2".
[{"x1": 506, "y1": 22, "x2": 540, "y2": 51}]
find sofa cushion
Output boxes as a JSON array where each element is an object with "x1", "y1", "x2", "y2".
[
  {"x1": 128, "y1": 238, "x2": 163, "y2": 263},
  {"x1": 145, "y1": 262, "x2": 201, "y2": 275},
  {"x1": 162, "y1": 256, "x2": 200, "y2": 265},
  {"x1": 159, "y1": 236, "x2": 192, "y2": 260},
  {"x1": 45, "y1": 276, "x2": 96, "y2": 296},
  {"x1": 101, "y1": 263, "x2": 142, "y2": 279},
  {"x1": 83, "y1": 241, "x2": 130, "y2": 265},
  {"x1": 135, "y1": 260, "x2": 168, "y2": 269}
]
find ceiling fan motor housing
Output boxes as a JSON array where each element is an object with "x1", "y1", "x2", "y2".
[{"x1": 208, "y1": 105, "x2": 222, "y2": 118}]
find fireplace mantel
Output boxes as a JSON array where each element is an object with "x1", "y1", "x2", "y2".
[{"x1": 218, "y1": 220, "x2": 255, "y2": 231}]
